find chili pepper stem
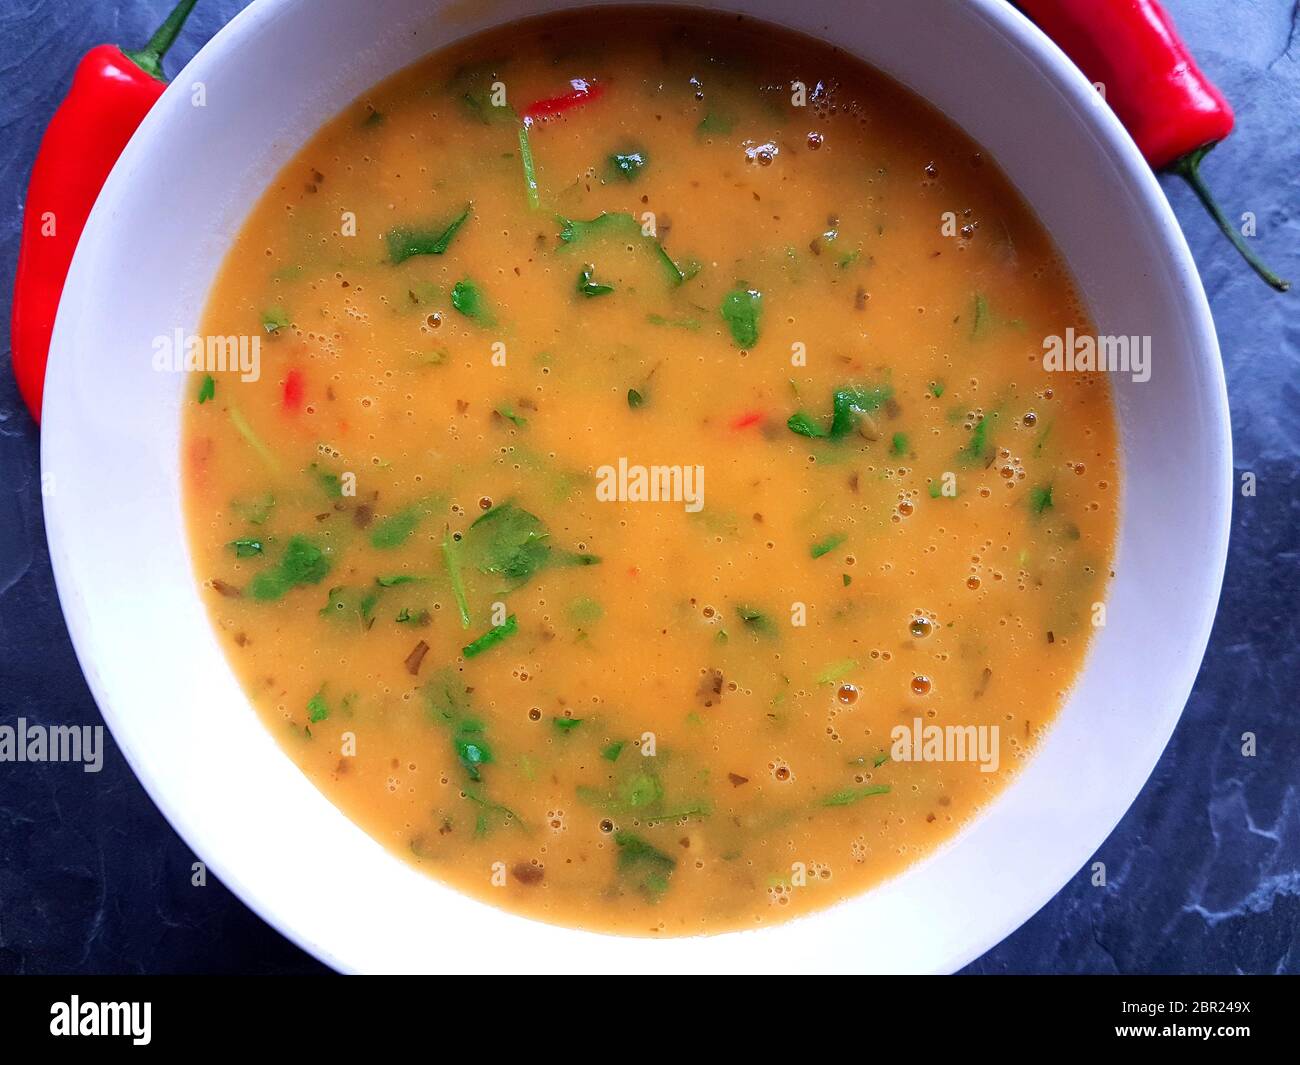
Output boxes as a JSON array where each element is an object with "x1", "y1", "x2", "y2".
[
  {"x1": 123, "y1": 0, "x2": 199, "y2": 82},
  {"x1": 1169, "y1": 144, "x2": 1290, "y2": 292}
]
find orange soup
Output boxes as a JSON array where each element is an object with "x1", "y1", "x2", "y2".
[{"x1": 184, "y1": 8, "x2": 1118, "y2": 935}]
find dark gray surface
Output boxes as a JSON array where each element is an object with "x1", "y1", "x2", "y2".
[{"x1": 0, "y1": 0, "x2": 1294, "y2": 974}]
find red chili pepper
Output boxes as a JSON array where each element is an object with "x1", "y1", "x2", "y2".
[
  {"x1": 522, "y1": 78, "x2": 604, "y2": 124},
  {"x1": 731, "y1": 409, "x2": 766, "y2": 431},
  {"x1": 282, "y1": 369, "x2": 305, "y2": 412},
  {"x1": 9, "y1": 0, "x2": 200, "y2": 423},
  {"x1": 1018, "y1": 0, "x2": 1288, "y2": 291}
]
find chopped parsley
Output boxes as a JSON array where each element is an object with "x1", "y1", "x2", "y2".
[
  {"x1": 261, "y1": 307, "x2": 290, "y2": 334},
  {"x1": 462, "y1": 614, "x2": 518, "y2": 658},
  {"x1": 451, "y1": 278, "x2": 493, "y2": 324},
  {"x1": 577, "y1": 264, "x2": 615, "y2": 297},
  {"x1": 249, "y1": 536, "x2": 331, "y2": 601},
  {"x1": 370, "y1": 502, "x2": 429, "y2": 549},
  {"x1": 607, "y1": 150, "x2": 648, "y2": 181},
  {"x1": 821, "y1": 784, "x2": 890, "y2": 807},
  {"x1": 1029, "y1": 484, "x2": 1054, "y2": 515},
  {"x1": 613, "y1": 831, "x2": 675, "y2": 898},
  {"x1": 735, "y1": 604, "x2": 776, "y2": 637},
  {"x1": 810, "y1": 532, "x2": 846, "y2": 559},
  {"x1": 306, "y1": 689, "x2": 329, "y2": 723},
  {"x1": 720, "y1": 286, "x2": 762, "y2": 347},
  {"x1": 788, "y1": 384, "x2": 892, "y2": 440},
  {"x1": 971, "y1": 292, "x2": 989, "y2": 337},
  {"x1": 385, "y1": 204, "x2": 472, "y2": 264}
]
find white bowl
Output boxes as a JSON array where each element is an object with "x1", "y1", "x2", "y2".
[{"x1": 42, "y1": 0, "x2": 1230, "y2": 973}]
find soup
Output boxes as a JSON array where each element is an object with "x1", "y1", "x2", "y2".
[{"x1": 184, "y1": 7, "x2": 1118, "y2": 935}]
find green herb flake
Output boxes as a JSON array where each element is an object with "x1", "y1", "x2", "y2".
[
  {"x1": 965, "y1": 413, "x2": 996, "y2": 463},
  {"x1": 309, "y1": 463, "x2": 344, "y2": 499},
  {"x1": 614, "y1": 831, "x2": 676, "y2": 899},
  {"x1": 319, "y1": 585, "x2": 380, "y2": 628},
  {"x1": 821, "y1": 784, "x2": 890, "y2": 807},
  {"x1": 262, "y1": 307, "x2": 290, "y2": 334},
  {"x1": 552, "y1": 717, "x2": 583, "y2": 733},
  {"x1": 228, "y1": 538, "x2": 263, "y2": 558},
  {"x1": 577, "y1": 264, "x2": 615, "y2": 297},
  {"x1": 196, "y1": 374, "x2": 215, "y2": 404},
  {"x1": 233, "y1": 492, "x2": 275, "y2": 526},
  {"x1": 568, "y1": 597, "x2": 604, "y2": 626},
  {"x1": 469, "y1": 503, "x2": 550, "y2": 584},
  {"x1": 621, "y1": 771, "x2": 664, "y2": 809},
  {"x1": 376, "y1": 574, "x2": 428, "y2": 587},
  {"x1": 971, "y1": 292, "x2": 989, "y2": 338},
  {"x1": 557, "y1": 212, "x2": 634, "y2": 245},
  {"x1": 735, "y1": 604, "x2": 775, "y2": 637},
  {"x1": 462, "y1": 614, "x2": 518, "y2": 658},
  {"x1": 451, "y1": 278, "x2": 492, "y2": 324},
  {"x1": 249, "y1": 536, "x2": 331, "y2": 602},
  {"x1": 607, "y1": 150, "x2": 647, "y2": 181},
  {"x1": 425, "y1": 669, "x2": 497, "y2": 784},
  {"x1": 370, "y1": 503, "x2": 427, "y2": 550},
  {"x1": 453, "y1": 722, "x2": 493, "y2": 781},
  {"x1": 788, "y1": 384, "x2": 893, "y2": 440},
  {"x1": 601, "y1": 740, "x2": 625, "y2": 762},
  {"x1": 786, "y1": 412, "x2": 825, "y2": 438},
  {"x1": 696, "y1": 112, "x2": 735, "y2": 135},
  {"x1": 720, "y1": 286, "x2": 762, "y2": 347},
  {"x1": 815, "y1": 658, "x2": 858, "y2": 685},
  {"x1": 555, "y1": 212, "x2": 687, "y2": 288},
  {"x1": 627, "y1": 388, "x2": 645, "y2": 409},
  {"x1": 890, "y1": 432, "x2": 909, "y2": 457},
  {"x1": 385, "y1": 204, "x2": 472, "y2": 264},
  {"x1": 646, "y1": 313, "x2": 701, "y2": 331},
  {"x1": 1029, "y1": 484, "x2": 1054, "y2": 515},
  {"x1": 442, "y1": 528, "x2": 471, "y2": 628},
  {"x1": 306, "y1": 689, "x2": 329, "y2": 723},
  {"x1": 810, "y1": 532, "x2": 846, "y2": 559}
]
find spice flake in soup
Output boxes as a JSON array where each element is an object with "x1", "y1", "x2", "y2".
[{"x1": 185, "y1": 9, "x2": 1118, "y2": 936}]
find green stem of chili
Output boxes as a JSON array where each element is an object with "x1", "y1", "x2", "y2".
[
  {"x1": 123, "y1": 0, "x2": 199, "y2": 81},
  {"x1": 1170, "y1": 144, "x2": 1290, "y2": 292}
]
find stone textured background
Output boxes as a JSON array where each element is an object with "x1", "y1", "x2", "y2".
[{"x1": 0, "y1": 0, "x2": 1294, "y2": 974}]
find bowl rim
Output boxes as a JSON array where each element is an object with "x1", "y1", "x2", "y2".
[{"x1": 41, "y1": 0, "x2": 1231, "y2": 973}]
